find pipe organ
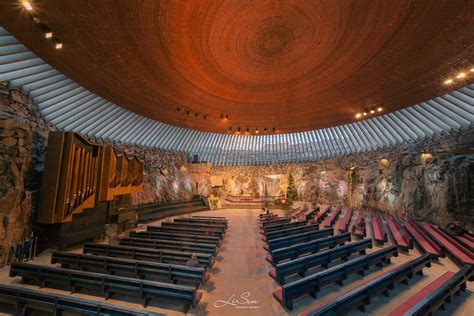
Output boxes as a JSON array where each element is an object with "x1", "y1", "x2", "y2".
[{"x1": 38, "y1": 132, "x2": 143, "y2": 226}]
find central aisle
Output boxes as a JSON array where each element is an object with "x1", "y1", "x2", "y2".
[{"x1": 193, "y1": 208, "x2": 285, "y2": 316}]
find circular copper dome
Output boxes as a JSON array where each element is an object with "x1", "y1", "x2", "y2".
[{"x1": 1, "y1": 0, "x2": 473, "y2": 133}]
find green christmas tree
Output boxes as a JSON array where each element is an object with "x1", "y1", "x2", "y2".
[{"x1": 286, "y1": 173, "x2": 298, "y2": 201}]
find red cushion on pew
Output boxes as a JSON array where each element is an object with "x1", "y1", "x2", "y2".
[
  {"x1": 272, "y1": 288, "x2": 283, "y2": 302},
  {"x1": 268, "y1": 269, "x2": 276, "y2": 278},
  {"x1": 195, "y1": 291, "x2": 203, "y2": 303},
  {"x1": 266, "y1": 254, "x2": 273, "y2": 264}
]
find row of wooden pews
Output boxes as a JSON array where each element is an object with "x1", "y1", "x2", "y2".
[{"x1": 2, "y1": 215, "x2": 228, "y2": 314}]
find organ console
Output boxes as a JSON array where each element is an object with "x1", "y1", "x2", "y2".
[{"x1": 38, "y1": 132, "x2": 143, "y2": 226}]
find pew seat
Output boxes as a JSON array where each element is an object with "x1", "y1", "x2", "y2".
[
  {"x1": 387, "y1": 217, "x2": 413, "y2": 251},
  {"x1": 338, "y1": 208, "x2": 353, "y2": 233},
  {"x1": 353, "y1": 210, "x2": 366, "y2": 239},
  {"x1": 83, "y1": 243, "x2": 215, "y2": 268},
  {"x1": 323, "y1": 206, "x2": 342, "y2": 228},
  {"x1": 422, "y1": 224, "x2": 474, "y2": 266},
  {"x1": 371, "y1": 214, "x2": 387, "y2": 245},
  {"x1": 119, "y1": 237, "x2": 218, "y2": 255},
  {"x1": 269, "y1": 239, "x2": 372, "y2": 284},
  {"x1": 175, "y1": 217, "x2": 229, "y2": 228},
  {"x1": 402, "y1": 265, "x2": 472, "y2": 316},
  {"x1": 388, "y1": 270, "x2": 455, "y2": 316},
  {"x1": 147, "y1": 225, "x2": 224, "y2": 239},
  {"x1": 272, "y1": 246, "x2": 398, "y2": 310},
  {"x1": 160, "y1": 221, "x2": 226, "y2": 234},
  {"x1": 51, "y1": 251, "x2": 209, "y2": 285},
  {"x1": 267, "y1": 233, "x2": 351, "y2": 265},
  {"x1": 10, "y1": 263, "x2": 202, "y2": 312},
  {"x1": 0, "y1": 284, "x2": 163, "y2": 316},
  {"x1": 265, "y1": 228, "x2": 333, "y2": 252},
  {"x1": 315, "y1": 206, "x2": 331, "y2": 224},
  {"x1": 262, "y1": 220, "x2": 307, "y2": 235},
  {"x1": 263, "y1": 223, "x2": 319, "y2": 242},
  {"x1": 403, "y1": 220, "x2": 444, "y2": 258},
  {"x1": 259, "y1": 217, "x2": 291, "y2": 228},
  {"x1": 129, "y1": 230, "x2": 221, "y2": 246},
  {"x1": 301, "y1": 254, "x2": 431, "y2": 316}
]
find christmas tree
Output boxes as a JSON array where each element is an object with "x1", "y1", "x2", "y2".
[{"x1": 286, "y1": 173, "x2": 298, "y2": 201}]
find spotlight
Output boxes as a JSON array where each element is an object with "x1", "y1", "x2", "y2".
[
  {"x1": 220, "y1": 114, "x2": 224, "y2": 119},
  {"x1": 377, "y1": 107, "x2": 383, "y2": 112},
  {"x1": 225, "y1": 115, "x2": 229, "y2": 119},
  {"x1": 246, "y1": 128, "x2": 249, "y2": 132},
  {"x1": 370, "y1": 110, "x2": 375, "y2": 114},
  {"x1": 272, "y1": 127, "x2": 276, "y2": 132},
  {"x1": 264, "y1": 128, "x2": 267, "y2": 132},
  {"x1": 176, "y1": 107, "x2": 181, "y2": 112},
  {"x1": 45, "y1": 32, "x2": 53, "y2": 39},
  {"x1": 237, "y1": 127, "x2": 241, "y2": 132},
  {"x1": 363, "y1": 112, "x2": 367, "y2": 116},
  {"x1": 229, "y1": 127, "x2": 232, "y2": 131},
  {"x1": 185, "y1": 110, "x2": 190, "y2": 115},
  {"x1": 255, "y1": 128, "x2": 259, "y2": 134},
  {"x1": 355, "y1": 113, "x2": 362, "y2": 119},
  {"x1": 444, "y1": 79, "x2": 453, "y2": 84},
  {"x1": 470, "y1": 68, "x2": 474, "y2": 72},
  {"x1": 456, "y1": 73, "x2": 466, "y2": 79},
  {"x1": 203, "y1": 115, "x2": 207, "y2": 119},
  {"x1": 22, "y1": 1, "x2": 33, "y2": 11},
  {"x1": 195, "y1": 113, "x2": 199, "y2": 117},
  {"x1": 55, "y1": 42, "x2": 63, "y2": 49}
]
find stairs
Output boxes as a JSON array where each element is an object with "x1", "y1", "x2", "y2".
[{"x1": 134, "y1": 197, "x2": 208, "y2": 223}]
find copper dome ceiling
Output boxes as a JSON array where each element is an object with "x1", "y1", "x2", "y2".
[{"x1": 0, "y1": 0, "x2": 473, "y2": 134}]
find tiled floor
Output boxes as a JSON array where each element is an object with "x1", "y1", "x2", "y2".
[{"x1": 0, "y1": 208, "x2": 472, "y2": 315}]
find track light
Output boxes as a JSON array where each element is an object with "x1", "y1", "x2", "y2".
[
  {"x1": 237, "y1": 127, "x2": 241, "y2": 132},
  {"x1": 355, "y1": 113, "x2": 362, "y2": 119},
  {"x1": 176, "y1": 107, "x2": 181, "y2": 112},
  {"x1": 45, "y1": 32, "x2": 53, "y2": 39},
  {"x1": 363, "y1": 112, "x2": 367, "y2": 116},
  {"x1": 229, "y1": 127, "x2": 232, "y2": 131},
  {"x1": 264, "y1": 128, "x2": 267, "y2": 132},
  {"x1": 220, "y1": 114, "x2": 224, "y2": 119},
  {"x1": 377, "y1": 107, "x2": 383, "y2": 112},
  {"x1": 246, "y1": 128, "x2": 249, "y2": 132},
  {"x1": 456, "y1": 73, "x2": 466, "y2": 79},
  {"x1": 444, "y1": 79, "x2": 453, "y2": 84},
  {"x1": 55, "y1": 42, "x2": 63, "y2": 49},
  {"x1": 225, "y1": 115, "x2": 229, "y2": 119},
  {"x1": 203, "y1": 115, "x2": 207, "y2": 119},
  {"x1": 185, "y1": 110, "x2": 190, "y2": 115},
  {"x1": 195, "y1": 113, "x2": 199, "y2": 117}
]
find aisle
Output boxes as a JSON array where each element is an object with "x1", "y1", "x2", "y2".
[{"x1": 192, "y1": 208, "x2": 285, "y2": 316}]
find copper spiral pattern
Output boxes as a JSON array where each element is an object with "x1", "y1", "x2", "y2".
[{"x1": 1, "y1": 0, "x2": 472, "y2": 133}]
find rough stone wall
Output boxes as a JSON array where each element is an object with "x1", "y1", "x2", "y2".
[
  {"x1": 211, "y1": 130, "x2": 474, "y2": 229},
  {"x1": 0, "y1": 84, "x2": 54, "y2": 261}
]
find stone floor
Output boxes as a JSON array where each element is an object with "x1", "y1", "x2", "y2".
[{"x1": 0, "y1": 208, "x2": 472, "y2": 315}]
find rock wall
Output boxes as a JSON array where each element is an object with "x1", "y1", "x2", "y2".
[
  {"x1": 210, "y1": 131, "x2": 474, "y2": 229},
  {"x1": 0, "y1": 84, "x2": 53, "y2": 262}
]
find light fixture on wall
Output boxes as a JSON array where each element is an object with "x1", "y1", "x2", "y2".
[
  {"x1": 54, "y1": 42, "x2": 63, "y2": 49},
  {"x1": 22, "y1": 1, "x2": 33, "y2": 11}
]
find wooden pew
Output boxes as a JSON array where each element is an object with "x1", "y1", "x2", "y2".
[
  {"x1": 338, "y1": 208, "x2": 353, "y2": 233},
  {"x1": 315, "y1": 205, "x2": 331, "y2": 223},
  {"x1": 0, "y1": 284, "x2": 160, "y2": 316},
  {"x1": 387, "y1": 217, "x2": 413, "y2": 251},
  {"x1": 371, "y1": 213, "x2": 387, "y2": 245},
  {"x1": 147, "y1": 225, "x2": 224, "y2": 239},
  {"x1": 83, "y1": 243, "x2": 215, "y2": 268},
  {"x1": 160, "y1": 221, "x2": 227, "y2": 234},
  {"x1": 421, "y1": 224, "x2": 474, "y2": 266},
  {"x1": 353, "y1": 210, "x2": 366, "y2": 239},
  {"x1": 301, "y1": 254, "x2": 432, "y2": 316},
  {"x1": 269, "y1": 239, "x2": 373, "y2": 284},
  {"x1": 401, "y1": 265, "x2": 472, "y2": 316},
  {"x1": 192, "y1": 215, "x2": 228, "y2": 221},
  {"x1": 262, "y1": 221, "x2": 307, "y2": 235},
  {"x1": 264, "y1": 223, "x2": 320, "y2": 242},
  {"x1": 403, "y1": 220, "x2": 444, "y2": 259},
  {"x1": 287, "y1": 206, "x2": 302, "y2": 218},
  {"x1": 323, "y1": 206, "x2": 342, "y2": 228},
  {"x1": 51, "y1": 251, "x2": 209, "y2": 285},
  {"x1": 129, "y1": 231, "x2": 221, "y2": 246},
  {"x1": 388, "y1": 265, "x2": 471, "y2": 316},
  {"x1": 175, "y1": 217, "x2": 229, "y2": 229},
  {"x1": 273, "y1": 246, "x2": 398, "y2": 310},
  {"x1": 119, "y1": 237, "x2": 218, "y2": 255},
  {"x1": 10, "y1": 263, "x2": 202, "y2": 312},
  {"x1": 259, "y1": 217, "x2": 291, "y2": 228},
  {"x1": 265, "y1": 227, "x2": 333, "y2": 252},
  {"x1": 267, "y1": 233, "x2": 351, "y2": 265}
]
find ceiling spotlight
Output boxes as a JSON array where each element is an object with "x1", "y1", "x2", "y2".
[
  {"x1": 264, "y1": 128, "x2": 267, "y2": 132},
  {"x1": 377, "y1": 107, "x2": 383, "y2": 112},
  {"x1": 370, "y1": 110, "x2": 375, "y2": 114},
  {"x1": 470, "y1": 68, "x2": 474, "y2": 72},
  {"x1": 246, "y1": 128, "x2": 249, "y2": 132},
  {"x1": 225, "y1": 115, "x2": 229, "y2": 119},
  {"x1": 355, "y1": 113, "x2": 362, "y2": 119},
  {"x1": 456, "y1": 72, "x2": 466, "y2": 79},
  {"x1": 203, "y1": 115, "x2": 207, "y2": 119},
  {"x1": 176, "y1": 107, "x2": 181, "y2": 112},
  {"x1": 195, "y1": 113, "x2": 199, "y2": 117},
  {"x1": 229, "y1": 127, "x2": 232, "y2": 131},
  {"x1": 220, "y1": 114, "x2": 224, "y2": 119},
  {"x1": 255, "y1": 128, "x2": 259, "y2": 134},
  {"x1": 444, "y1": 79, "x2": 453, "y2": 84},
  {"x1": 237, "y1": 127, "x2": 241, "y2": 132},
  {"x1": 45, "y1": 32, "x2": 53, "y2": 39},
  {"x1": 185, "y1": 110, "x2": 190, "y2": 115},
  {"x1": 55, "y1": 42, "x2": 63, "y2": 49},
  {"x1": 363, "y1": 112, "x2": 367, "y2": 116},
  {"x1": 22, "y1": 1, "x2": 33, "y2": 11},
  {"x1": 32, "y1": 16, "x2": 40, "y2": 23},
  {"x1": 272, "y1": 127, "x2": 276, "y2": 132}
]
